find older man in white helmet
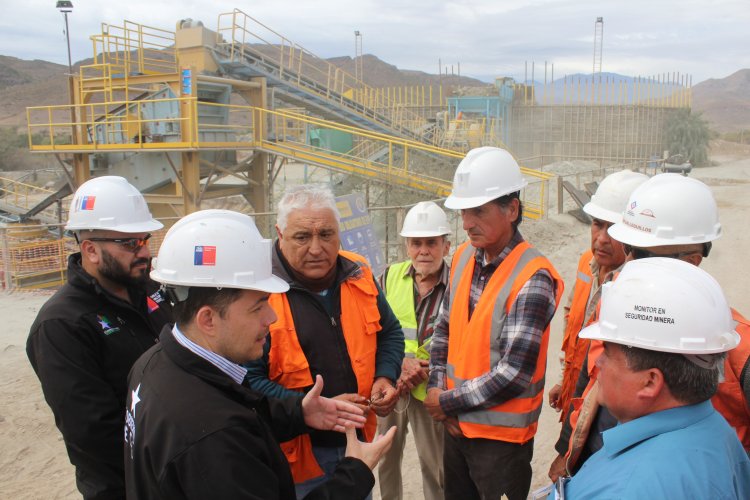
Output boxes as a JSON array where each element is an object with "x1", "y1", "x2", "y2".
[
  {"x1": 27, "y1": 176, "x2": 173, "y2": 500},
  {"x1": 125, "y1": 210, "x2": 396, "y2": 499},
  {"x1": 424, "y1": 147, "x2": 564, "y2": 500},
  {"x1": 552, "y1": 258, "x2": 750, "y2": 499},
  {"x1": 376, "y1": 201, "x2": 451, "y2": 500},
  {"x1": 547, "y1": 170, "x2": 648, "y2": 481}
]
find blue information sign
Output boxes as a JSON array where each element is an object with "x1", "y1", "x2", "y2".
[{"x1": 336, "y1": 193, "x2": 386, "y2": 277}]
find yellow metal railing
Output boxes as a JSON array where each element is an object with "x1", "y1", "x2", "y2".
[
  {"x1": 90, "y1": 20, "x2": 176, "y2": 77},
  {"x1": 215, "y1": 9, "x2": 435, "y2": 144},
  {"x1": 26, "y1": 97, "x2": 553, "y2": 218},
  {"x1": 0, "y1": 176, "x2": 60, "y2": 222}
]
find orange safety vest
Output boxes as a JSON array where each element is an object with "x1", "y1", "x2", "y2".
[
  {"x1": 446, "y1": 240, "x2": 563, "y2": 443},
  {"x1": 558, "y1": 249, "x2": 595, "y2": 422},
  {"x1": 267, "y1": 250, "x2": 380, "y2": 483},
  {"x1": 712, "y1": 309, "x2": 750, "y2": 450}
]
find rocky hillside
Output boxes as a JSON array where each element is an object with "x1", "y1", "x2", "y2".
[
  {"x1": 0, "y1": 52, "x2": 747, "y2": 133},
  {"x1": 0, "y1": 53, "x2": 485, "y2": 129},
  {"x1": 692, "y1": 69, "x2": 750, "y2": 133}
]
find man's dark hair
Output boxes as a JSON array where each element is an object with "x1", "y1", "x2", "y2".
[
  {"x1": 621, "y1": 345, "x2": 725, "y2": 405},
  {"x1": 491, "y1": 191, "x2": 523, "y2": 230},
  {"x1": 172, "y1": 287, "x2": 245, "y2": 326}
]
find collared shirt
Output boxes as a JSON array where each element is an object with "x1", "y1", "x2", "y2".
[
  {"x1": 559, "y1": 400, "x2": 750, "y2": 499},
  {"x1": 377, "y1": 260, "x2": 450, "y2": 345},
  {"x1": 427, "y1": 230, "x2": 558, "y2": 415},
  {"x1": 172, "y1": 324, "x2": 247, "y2": 385}
]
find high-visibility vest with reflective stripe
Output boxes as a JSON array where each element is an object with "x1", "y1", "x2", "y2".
[
  {"x1": 559, "y1": 249, "x2": 595, "y2": 421},
  {"x1": 385, "y1": 260, "x2": 419, "y2": 351},
  {"x1": 712, "y1": 309, "x2": 750, "y2": 450},
  {"x1": 267, "y1": 250, "x2": 380, "y2": 483},
  {"x1": 446, "y1": 240, "x2": 563, "y2": 443},
  {"x1": 384, "y1": 260, "x2": 432, "y2": 400}
]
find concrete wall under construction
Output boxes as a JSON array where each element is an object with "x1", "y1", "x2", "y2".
[{"x1": 508, "y1": 105, "x2": 682, "y2": 165}]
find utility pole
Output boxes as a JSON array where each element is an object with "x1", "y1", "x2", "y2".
[
  {"x1": 354, "y1": 30, "x2": 363, "y2": 82},
  {"x1": 593, "y1": 17, "x2": 604, "y2": 75}
]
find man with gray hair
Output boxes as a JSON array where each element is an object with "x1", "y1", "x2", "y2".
[{"x1": 246, "y1": 184, "x2": 404, "y2": 498}]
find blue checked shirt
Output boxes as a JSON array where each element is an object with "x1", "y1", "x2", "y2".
[{"x1": 427, "y1": 230, "x2": 558, "y2": 415}]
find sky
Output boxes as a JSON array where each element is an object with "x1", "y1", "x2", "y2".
[{"x1": 2, "y1": 0, "x2": 748, "y2": 85}]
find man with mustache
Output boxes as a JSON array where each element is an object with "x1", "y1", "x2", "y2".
[
  {"x1": 27, "y1": 176, "x2": 172, "y2": 500},
  {"x1": 547, "y1": 170, "x2": 647, "y2": 480},
  {"x1": 424, "y1": 147, "x2": 563, "y2": 500},
  {"x1": 246, "y1": 184, "x2": 404, "y2": 498}
]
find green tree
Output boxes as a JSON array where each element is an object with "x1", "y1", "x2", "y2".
[{"x1": 663, "y1": 109, "x2": 713, "y2": 167}]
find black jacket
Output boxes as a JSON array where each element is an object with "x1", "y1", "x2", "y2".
[
  {"x1": 124, "y1": 326, "x2": 374, "y2": 499},
  {"x1": 27, "y1": 253, "x2": 172, "y2": 500}
]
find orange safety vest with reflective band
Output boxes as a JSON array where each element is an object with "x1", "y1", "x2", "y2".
[
  {"x1": 267, "y1": 250, "x2": 380, "y2": 483},
  {"x1": 712, "y1": 309, "x2": 750, "y2": 450},
  {"x1": 558, "y1": 249, "x2": 595, "y2": 422},
  {"x1": 446, "y1": 241, "x2": 563, "y2": 443}
]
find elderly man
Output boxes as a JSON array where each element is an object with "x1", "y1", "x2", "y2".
[
  {"x1": 376, "y1": 201, "x2": 450, "y2": 500},
  {"x1": 555, "y1": 258, "x2": 750, "y2": 498},
  {"x1": 27, "y1": 176, "x2": 172, "y2": 500},
  {"x1": 558, "y1": 174, "x2": 750, "y2": 477},
  {"x1": 547, "y1": 169, "x2": 647, "y2": 480},
  {"x1": 246, "y1": 184, "x2": 404, "y2": 497},
  {"x1": 125, "y1": 209, "x2": 396, "y2": 499},
  {"x1": 424, "y1": 147, "x2": 563, "y2": 500}
]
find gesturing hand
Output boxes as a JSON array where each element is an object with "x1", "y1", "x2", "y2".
[
  {"x1": 302, "y1": 375, "x2": 366, "y2": 432},
  {"x1": 344, "y1": 424, "x2": 398, "y2": 470}
]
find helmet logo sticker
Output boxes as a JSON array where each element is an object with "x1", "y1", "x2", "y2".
[
  {"x1": 79, "y1": 195, "x2": 96, "y2": 211},
  {"x1": 639, "y1": 209, "x2": 656, "y2": 218},
  {"x1": 194, "y1": 245, "x2": 217, "y2": 266}
]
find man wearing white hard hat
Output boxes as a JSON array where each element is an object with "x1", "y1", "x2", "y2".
[
  {"x1": 376, "y1": 201, "x2": 450, "y2": 500},
  {"x1": 124, "y1": 209, "x2": 396, "y2": 499},
  {"x1": 27, "y1": 176, "x2": 173, "y2": 500},
  {"x1": 547, "y1": 170, "x2": 648, "y2": 481},
  {"x1": 558, "y1": 173, "x2": 750, "y2": 480},
  {"x1": 424, "y1": 147, "x2": 564, "y2": 500},
  {"x1": 554, "y1": 258, "x2": 750, "y2": 498},
  {"x1": 608, "y1": 173, "x2": 750, "y2": 453}
]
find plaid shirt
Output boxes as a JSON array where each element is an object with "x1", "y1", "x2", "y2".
[
  {"x1": 427, "y1": 230, "x2": 558, "y2": 415},
  {"x1": 378, "y1": 261, "x2": 450, "y2": 346}
]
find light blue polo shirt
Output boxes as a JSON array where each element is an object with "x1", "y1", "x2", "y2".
[{"x1": 559, "y1": 400, "x2": 750, "y2": 499}]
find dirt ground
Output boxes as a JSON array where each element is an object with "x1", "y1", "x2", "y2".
[{"x1": 1, "y1": 151, "x2": 748, "y2": 499}]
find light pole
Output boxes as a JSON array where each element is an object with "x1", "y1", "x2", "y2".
[
  {"x1": 56, "y1": 1, "x2": 74, "y2": 75},
  {"x1": 354, "y1": 30, "x2": 363, "y2": 83}
]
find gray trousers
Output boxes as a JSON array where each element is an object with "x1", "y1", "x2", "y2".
[{"x1": 377, "y1": 392, "x2": 445, "y2": 500}]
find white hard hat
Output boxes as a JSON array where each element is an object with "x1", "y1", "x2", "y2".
[
  {"x1": 151, "y1": 209, "x2": 289, "y2": 293},
  {"x1": 580, "y1": 258, "x2": 738, "y2": 354},
  {"x1": 583, "y1": 170, "x2": 649, "y2": 224},
  {"x1": 400, "y1": 201, "x2": 451, "y2": 237},
  {"x1": 65, "y1": 176, "x2": 163, "y2": 232},
  {"x1": 608, "y1": 174, "x2": 721, "y2": 248},
  {"x1": 444, "y1": 147, "x2": 527, "y2": 210}
]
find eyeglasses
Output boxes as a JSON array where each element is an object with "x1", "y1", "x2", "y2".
[
  {"x1": 623, "y1": 244, "x2": 700, "y2": 261},
  {"x1": 86, "y1": 234, "x2": 152, "y2": 252}
]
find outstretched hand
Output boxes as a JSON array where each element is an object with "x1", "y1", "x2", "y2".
[
  {"x1": 344, "y1": 424, "x2": 397, "y2": 470},
  {"x1": 302, "y1": 375, "x2": 366, "y2": 432}
]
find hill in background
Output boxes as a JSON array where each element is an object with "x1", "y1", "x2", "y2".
[{"x1": 0, "y1": 53, "x2": 748, "y2": 134}]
